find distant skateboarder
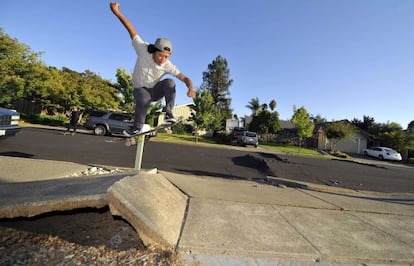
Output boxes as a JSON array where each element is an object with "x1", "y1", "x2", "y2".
[
  {"x1": 65, "y1": 105, "x2": 82, "y2": 135},
  {"x1": 109, "y1": 2, "x2": 196, "y2": 136}
]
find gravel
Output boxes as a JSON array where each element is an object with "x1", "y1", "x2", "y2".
[
  {"x1": 0, "y1": 208, "x2": 183, "y2": 265},
  {"x1": 0, "y1": 165, "x2": 190, "y2": 265}
]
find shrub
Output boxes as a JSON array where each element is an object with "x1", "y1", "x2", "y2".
[{"x1": 22, "y1": 113, "x2": 68, "y2": 127}]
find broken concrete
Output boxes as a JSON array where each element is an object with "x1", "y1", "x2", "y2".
[
  {"x1": 0, "y1": 173, "x2": 129, "y2": 218},
  {"x1": 106, "y1": 171, "x2": 188, "y2": 248}
]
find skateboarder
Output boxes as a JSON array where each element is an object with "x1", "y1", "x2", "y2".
[
  {"x1": 110, "y1": 2, "x2": 196, "y2": 136},
  {"x1": 65, "y1": 105, "x2": 81, "y2": 135}
]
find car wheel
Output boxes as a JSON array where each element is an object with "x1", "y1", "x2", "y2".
[
  {"x1": 363, "y1": 151, "x2": 368, "y2": 156},
  {"x1": 378, "y1": 155, "x2": 384, "y2": 160},
  {"x1": 94, "y1": 125, "x2": 107, "y2": 136}
]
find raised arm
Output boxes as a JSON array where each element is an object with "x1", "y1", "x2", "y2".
[{"x1": 110, "y1": 2, "x2": 137, "y2": 39}]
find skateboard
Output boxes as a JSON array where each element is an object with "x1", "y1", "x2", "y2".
[{"x1": 124, "y1": 122, "x2": 176, "y2": 146}]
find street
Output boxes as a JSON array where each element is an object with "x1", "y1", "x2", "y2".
[{"x1": 1, "y1": 126, "x2": 413, "y2": 193}]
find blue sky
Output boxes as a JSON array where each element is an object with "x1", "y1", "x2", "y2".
[{"x1": 2, "y1": 0, "x2": 413, "y2": 128}]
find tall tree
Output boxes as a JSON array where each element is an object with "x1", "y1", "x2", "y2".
[
  {"x1": 291, "y1": 106, "x2": 315, "y2": 150},
  {"x1": 202, "y1": 55, "x2": 233, "y2": 127},
  {"x1": 269, "y1": 99, "x2": 277, "y2": 111},
  {"x1": 407, "y1": 121, "x2": 414, "y2": 131},
  {"x1": 351, "y1": 115, "x2": 375, "y2": 131},
  {"x1": 246, "y1": 97, "x2": 260, "y2": 116}
]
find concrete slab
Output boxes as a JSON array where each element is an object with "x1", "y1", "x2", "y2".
[
  {"x1": 275, "y1": 206, "x2": 414, "y2": 264},
  {"x1": 107, "y1": 172, "x2": 188, "y2": 248},
  {"x1": 178, "y1": 198, "x2": 320, "y2": 261},
  {"x1": 182, "y1": 253, "x2": 373, "y2": 266},
  {"x1": 0, "y1": 173, "x2": 128, "y2": 218},
  {"x1": 355, "y1": 212, "x2": 414, "y2": 250},
  {"x1": 301, "y1": 190, "x2": 414, "y2": 216},
  {"x1": 163, "y1": 171, "x2": 337, "y2": 209},
  {"x1": 0, "y1": 156, "x2": 89, "y2": 183}
]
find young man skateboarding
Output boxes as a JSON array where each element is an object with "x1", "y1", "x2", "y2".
[
  {"x1": 110, "y1": 2, "x2": 195, "y2": 136},
  {"x1": 65, "y1": 105, "x2": 81, "y2": 135}
]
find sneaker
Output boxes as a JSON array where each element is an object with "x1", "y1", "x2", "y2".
[
  {"x1": 165, "y1": 113, "x2": 176, "y2": 124},
  {"x1": 123, "y1": 124, "x2": 150, "y2": 137}
]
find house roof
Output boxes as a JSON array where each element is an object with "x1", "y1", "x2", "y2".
[{"x1": 280, "y1": 120, "x2": 295, "y2": 129}]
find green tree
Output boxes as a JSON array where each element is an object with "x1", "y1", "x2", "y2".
[
  {"x1": 324, "y1": 121, "x2": 355, "y2": 151},
  {"x1": 0, "y1": 28, "x2": 42, "y2": 106},
  {"x1": 113, "y1": 68, "x2": 134, "y2": 112},
  {"x1": 246, "y1": 97, "x2": 260, "y2": 116},
  {"x1": 369, "y1": 122, "x2": 405, "y2": 150},
  {"x1": 269, "y1": 99, "x2": 277, "y2": 111},
  {"x1": 202, "y1": 55, "x2": 233, "y2": 128},
  {"x1": 248, "y1": 109, "x2": 280, "y2": 134},
  {"x1": 351, "y1": 115, "x2": 375, "y2": 132},
  {"x1": 1, "y1": 28, "x2": 121, "y2": 113},
  {"x1": 408, "y1": 121, "x2": 414, "y2": 131},
  {"x1": 291, "y1": 106, "x2": 315, "y2": 150},
  {"x1": 190, "y1": 89, "x2": 222, "y2": 133},
  {"x1": 312, "y1": 114, "x2": 327, "y2": 124}
]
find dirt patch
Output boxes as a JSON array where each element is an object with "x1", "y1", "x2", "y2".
[{"x1": 0, "y1": 208, "x2": 181, "y2": 265}]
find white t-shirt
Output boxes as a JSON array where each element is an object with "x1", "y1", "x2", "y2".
[{"x1": 131, "y1": 35, "x2": 180, "y2": 88}]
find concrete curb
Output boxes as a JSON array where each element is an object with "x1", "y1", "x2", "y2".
[{"x1": 107, "y1": 171, "x2": 188, "y2": 248}]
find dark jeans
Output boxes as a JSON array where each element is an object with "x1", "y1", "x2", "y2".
[
  {"x1": 133, "y1": 78, "x2": 176, "y2": 127},
  {"x1": 66, "y1": 123, "x2": 77, "y2": 133}
]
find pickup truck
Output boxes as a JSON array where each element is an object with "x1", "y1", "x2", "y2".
[{"x1": 0, "y1": 107, "x2": 21, "y2": 138}]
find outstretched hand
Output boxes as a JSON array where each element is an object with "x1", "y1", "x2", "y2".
[{"x1": 110, "y1": 2, "x2": 120, "y2": 14}]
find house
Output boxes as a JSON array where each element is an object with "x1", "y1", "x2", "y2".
[
  {"x1": 156, "y1": 103, "x2": 194, "y2": 126},
  {"x1": 314, "y1": 122, "x2": 369, "y2": 154},
  {"x1": 279, "y1": 120, "x2": 297, "y2": 138}
]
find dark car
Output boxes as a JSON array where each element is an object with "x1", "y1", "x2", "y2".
[
  {"x1": 231, "y1": 126, "x2": 247, "y2": 139},
  {"x1": 83, "y1": 110, "x2": 135, "y2": 136},
  {"x1": 0, "y1": 107, "x2": 21, "y2": 138}
]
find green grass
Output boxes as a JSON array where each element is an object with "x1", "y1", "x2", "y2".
[
  {"x1": 152, "y1": 133, "x2": 329, "y2": 159},
  {"x1": 255, "y1": 143, "x2": 325, "y2": 157}
]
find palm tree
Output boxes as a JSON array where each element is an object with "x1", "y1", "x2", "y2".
[
  {"x1": 269, "y1": 99, "x2": 277, "y2": 111},
  {"x1": 246, "y1": 97, "x2": 260, "y2": 116}
]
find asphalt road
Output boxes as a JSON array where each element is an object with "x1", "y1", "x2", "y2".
[{"x1": 1, "y1": 126, "x2": 413, "y2": 193}]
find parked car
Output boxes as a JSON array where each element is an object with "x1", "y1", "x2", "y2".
[
  {"x1": 231, "y1": 126, "x2": 247, "y2": 139},
  {"x1": 362, "y1": 147, "x2": 402, "y2": 161},
  {"x1": 237, "y1": 131, "x2": 259, "y2": 148},
  {"x1": 83, "y1": 110, "x2": 157, "y2": 138},
  {"x1": 0, "y1": 107, "x2": 21, "y2": 139},
  {"x1": 83, "y1": 110, "x2": 132, "y2": 136}
]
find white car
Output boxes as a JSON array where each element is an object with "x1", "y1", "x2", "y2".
[
  {"x1": 0, "y1": 107, "x2": 21, "y2": 138},
  {"x1": 363, "y1": 147, "x2": 402, "y2": 161}
]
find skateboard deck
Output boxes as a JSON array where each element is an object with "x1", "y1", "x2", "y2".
[{"x1": 125, "y1": 122, "x2": 176, "y2": 146}]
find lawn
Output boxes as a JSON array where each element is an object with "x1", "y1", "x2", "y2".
[{"x1": 152, "y1": 133, "x2": 326, "y2": 158}]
